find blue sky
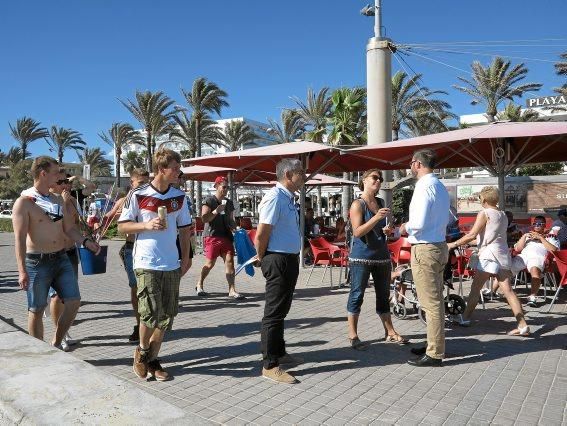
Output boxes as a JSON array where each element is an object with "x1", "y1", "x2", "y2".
[{"x1": 1, "y1": 0, "x2": 566, "y2": 162}]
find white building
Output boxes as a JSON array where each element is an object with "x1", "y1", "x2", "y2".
[{"x1": 459, "y1": 94, "x2": 567, "y2": 126}]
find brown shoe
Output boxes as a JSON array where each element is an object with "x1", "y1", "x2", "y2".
[
  {"x1": 133, "y1": 346, "x2": 149, "y2": 379},
  {"x1": 262, "y1": 366, "x2": 298, "y2": 384},
  {"x1": 148, "y1": 359, "x2": 171, "y2": 381}
]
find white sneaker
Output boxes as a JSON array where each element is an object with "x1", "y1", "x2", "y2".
[
  {"x1": 53, "y1": 341, "x2": 70, "y2": 352},
  {"x1": 64, "y1": 332, "x2": 77, "y2": 346},
  {"x1": 526, "y1": 295, "x2": 537, "y2": 307}
]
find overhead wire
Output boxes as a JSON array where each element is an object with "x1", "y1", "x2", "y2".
[
  {"x1": 395, "y1": 47, "x2": 546, "y2": 112},
  {"x1": 392, "y1": 50, "x2": 452, "y2": 134},
  {"x1": 396, "y1": 45, "x2": 559, "y2": 64}
]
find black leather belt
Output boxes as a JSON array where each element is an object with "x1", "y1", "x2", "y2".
[
  {"x1": 265, "y1": 251, "x2": 299, "y2": 257},
  {"x1": 26, "y1": 249, "x2": 66, "y2": 260}
]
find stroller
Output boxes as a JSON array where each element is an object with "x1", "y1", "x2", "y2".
[{"x1": 391, "y1": 257, "x2": 467, "y2": 324}]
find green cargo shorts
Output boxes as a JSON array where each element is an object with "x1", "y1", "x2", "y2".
[{"x1": 135, "y1": 268, "x2": 181, "y2": 330}]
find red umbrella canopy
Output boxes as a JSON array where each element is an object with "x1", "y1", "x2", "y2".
[
  {"x1": 183, "y1": 141, "x2": 353, "y2": 174},
  {"x1": 341, "y1": 122, "x2": 567, "y2": 174},
  {"x1": 181, "y1": 166, "x2": 275, "y2": 183},
  {"x1": 243, "y1": 173, "x2": 358, "y2": 187}
]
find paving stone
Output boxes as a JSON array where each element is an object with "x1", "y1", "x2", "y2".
[{"x1": 0, "y1": 234, "x2": 566, "y2": 424}]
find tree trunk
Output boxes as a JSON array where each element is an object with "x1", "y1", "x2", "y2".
[
  {"x1": 115, "y1": 147, "x2": 121, "y2": 188},
  {"x1": 391, "y1": 129, "x2": 403, "y2": 181},
  {"x1": 195, "y1": 119, "x2": 203, "y2": 215},
  {"x1": 146, "y1": 130, "x2": 152, "y2": 172},
  {"x1": 341, "y1": 172, "x2": 351, "y2": 220}
]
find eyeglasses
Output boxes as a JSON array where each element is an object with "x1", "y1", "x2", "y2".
[
  {"x1": 368, "y1": 174, "x2": 384, "y2": 183},
  {"x1": 56, "y1": 179, "x2": 70, "y2": 185},
  {"x1": 533, "y1": 222, "x2": 545, "y2": 226},
  {"x1": 409, "y1": 160, "x2": 418, "y2": 167}
]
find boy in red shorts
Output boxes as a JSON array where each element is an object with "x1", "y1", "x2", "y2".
[{"x1": 196, "y1": 176, "x2": 245, "y2": 300}]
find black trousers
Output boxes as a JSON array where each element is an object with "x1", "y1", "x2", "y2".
[{"x1": 260, "y1": 252, "x2": 299, "y2": 369}]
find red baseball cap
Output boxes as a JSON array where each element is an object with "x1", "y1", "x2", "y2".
[{"x1": 214, "y1": 176, "x2": 227, "y2": 187}]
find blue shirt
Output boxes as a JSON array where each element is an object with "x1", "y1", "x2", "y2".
[
  {"x1": 406, "y1": 173, "x2": 450, "y2": 244},
  {"x1": 258, "y1": 183, "x2": 301, "y2": 254}
]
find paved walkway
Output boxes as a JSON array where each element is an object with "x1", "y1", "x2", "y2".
[{"x1": 0, "y1": 233, "x2": 566, "y2": 425}]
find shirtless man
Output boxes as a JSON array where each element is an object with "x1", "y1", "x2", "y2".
[
  {"x1": 101, "y1": 168, "x2": 150, "y2": 342},
  {"x1": 12, "y1": 156, "x2": 100, "y2": 348},
  {"x1": 44, "y1": 169, "x2": 84, "y2": 350}
]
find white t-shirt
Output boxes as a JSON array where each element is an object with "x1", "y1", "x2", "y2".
[
  {"x1": 118, "y1": 183, "x2": 192, "y2": 271},
  {"x1": 21, "y1": 187, "x2": 64, "y2": 222}
]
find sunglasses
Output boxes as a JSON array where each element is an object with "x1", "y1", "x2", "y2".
[
  {"x1": 368, "y1": 175, "x2": 384, "y2": 183},
  {"x1": 56, "y1": 179, "x2": 70, "y2": 185},
  {"x1": 533, "y1": 222, "x2": 545, "y2": 226}
]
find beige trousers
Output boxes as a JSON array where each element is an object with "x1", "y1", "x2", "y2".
[{"x1": 411, "y1": 242, "x2": 449, "y2": 359}]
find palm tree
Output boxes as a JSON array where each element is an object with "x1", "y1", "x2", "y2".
[
  {"x1": 406, "y1": 109, "x2": 457, "y2": 137},
  {"x1": 217, "y1": 120, "x2": 257, "y2": 152},
  {"x1": 553, "y1": 52, "x2": 567, "y2": 102},
  {"x1": 267, "y1": 109, "x2": 305, "y2": 143},
  {"x1": 47, "y1": 126, "x2": 86, "y2": 163},
  {"x1": 99, "y1": 123, "x2": 144, "y2": 187},
  {"x1": 453, "y1": 56, "x2": 542, "y2": 122},
  {"x1": 555, "y1": 52, "x2": 567, "y2": 76},
  {"x1": 169, "y1": 110, "x2": 222, "y2": 159},
  {"x1": 169, "y1": 111, "x2": 222, "y2": 200},
  {"x1": 122, "y1": 151, "x2": 146, "y2": 174},
  {"x1": 77, "y1": 148, "x2": 113, "y2": 177},
  {"x1": 392, "y1": 71, "x2": 453, "y2": 141},
  {"x1": 327, "y1": 87, "x2": 367, "y2": 146},
  {"x1": 9, "y1": 117, "x2": 49, "y2": 161},
  {"x1": 181, "y1": 77, "x2": 229, "y2": 212},
  {"x1": 120, "y1": 91, "x2": 175, "y2": 171},
  {"x1": 496, "y1": 102, "x2": 540, "y2": 122},
  {"x1": 292, "y1": 87, "x2": 332, "y2": 142},
  {"x1": 327, "y1": 87, "x2": 367, "y2": 218},
  {"x1": 1, "y1": 147, "x2": 26, "y2": 168}
]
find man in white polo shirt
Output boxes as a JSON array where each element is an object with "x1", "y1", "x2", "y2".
[
  {"x1": 401, "y1": 149, "x2": 450, "y2": 367},
  {"x1": 118, "y1": 148, "x2": 192, "y2": 382}
]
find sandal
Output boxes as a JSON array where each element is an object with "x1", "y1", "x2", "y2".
[
  {"x1": 229, "y1": 292, "x2": 246, "y2": 300},
  {"x1": 348, "y1": 337, "x2": 369, "y2": 351},
  {"x1": 195, "y1": 287, "x2": 208, "y2": 297},
  {"x1": 385, "y1": 334, "x2": 409, "y2": 345},
  {"x1": 507, "y1": 326, "x2": 530, "y2": 337}
]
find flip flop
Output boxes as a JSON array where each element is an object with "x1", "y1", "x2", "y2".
[
  {"x1": 229, "y1": 293, "x2": 246, "y2": 300},
  {"x1": 507, "y1": 326, "x2": 530, "y2": 337},
  {"x1": 385, "y1": 334, "x2": 409, "y2": 345},
  {"x1": 349, "y1": 337, "x2": 369, "y2": 351}
]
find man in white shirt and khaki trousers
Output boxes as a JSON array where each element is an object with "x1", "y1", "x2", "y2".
[{"x1": 401, "y1": 149, "x2": 450, "y2": 367}]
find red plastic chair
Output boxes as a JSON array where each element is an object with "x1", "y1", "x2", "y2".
[
  {"x1": 388, "y1": 237, "x2": 404, "y2": 265},
  {"x1": 194, "y1": 217, "x2": 205, "y2": 254},
  {"x1": 240, "y1": 217, "x2": 253, "y2": 230},
  {"x1": 547, "y1": 250, "x2": 567, "y2": 312},
  {"x1": 246, "y1": 229, "x2": 257, "y2": 245},
  {"x1": 305, "y1": 237, "x2": 345, "y2": 287}
]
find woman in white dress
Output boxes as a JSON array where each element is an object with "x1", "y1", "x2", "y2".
[{"x1": 447, "y1": 186, "x2": 529, "y2": 336}]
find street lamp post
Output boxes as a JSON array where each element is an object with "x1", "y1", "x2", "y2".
[{"x1": 362, "y1": 0, "x2": 393, "y2": 205}]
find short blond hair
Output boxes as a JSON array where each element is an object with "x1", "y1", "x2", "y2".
[
  {"x1": 153, "y1": 148, "x2": 181, "y2": 174},
  {"x1": 479, "y1": 186, "x2": 499, "y2": 206},
  {"x1": 31, "y1": 156, "x2": 58, "y2": 180}
]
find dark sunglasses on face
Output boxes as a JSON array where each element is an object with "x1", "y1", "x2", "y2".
[
  {"x1": 533, "y1": 222, "x2": 545, "y2": 226},
  {"x1": 369, "y1": 175, "x2": 384, "y2": 183},
  {"x1": 57, "y1": 179, "x2": 70, "y2": 185}
]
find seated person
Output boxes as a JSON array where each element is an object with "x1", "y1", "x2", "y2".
[
  {"x1": 511, "y1": 216, "x2": 560, "y2": 307},
  {"x1": 334, "y1": 217, "x2": 346, "y2": 243},
  {"x1": 552, "y1": 208, "x2": 567, "y2": 249},
  {"x1": 505, "y1": 210, "x2": 522, "y2": 247},
  {"x1": 446, "y1": 205, "x2": 462, "y2": 243}
]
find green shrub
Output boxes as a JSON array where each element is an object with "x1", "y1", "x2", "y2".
[{"x1": 0, "y1": 218, "x2": 13, "y2": 232}]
